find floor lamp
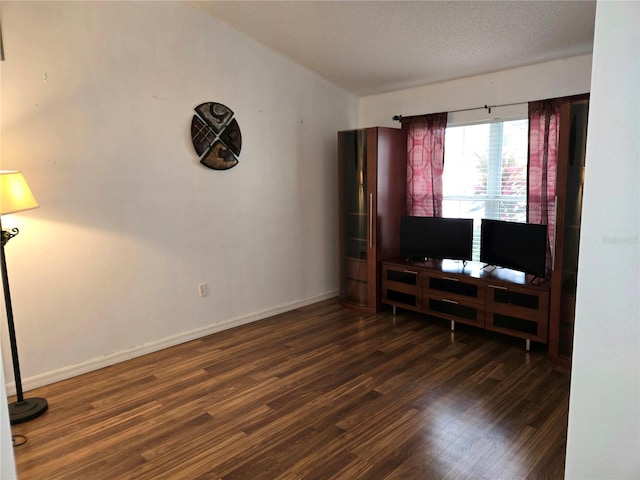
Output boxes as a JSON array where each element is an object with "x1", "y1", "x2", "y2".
[{"x1": 0, "y1": 170, "x2": 48, "y2": 424}]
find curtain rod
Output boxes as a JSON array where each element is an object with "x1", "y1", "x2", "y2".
[{"x1": 392, "y1": 100, "x2": 527, "y2": 122}]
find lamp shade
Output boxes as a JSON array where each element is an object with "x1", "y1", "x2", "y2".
[{"x1": 0, "y1": 171, "x2": 39, "y2": 215}]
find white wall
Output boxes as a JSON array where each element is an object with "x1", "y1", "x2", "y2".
[
  {"x1": 565, "y1": 2, "x2": 640, "y2": 479},
  {"x1": 360, "y1": 54, "x2": 593, "y2": 127},
  {"x1": 0, "y1": 1, "x2": 358, "y2": 391}
]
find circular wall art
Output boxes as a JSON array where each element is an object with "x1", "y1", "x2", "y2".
[{"x1": 190, "y1": 102, "x2": 242, "y2": 170}]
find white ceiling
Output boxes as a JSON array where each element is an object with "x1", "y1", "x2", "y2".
[{"x1": 189, "y1": 0, "x2": 596, "y2": 96}]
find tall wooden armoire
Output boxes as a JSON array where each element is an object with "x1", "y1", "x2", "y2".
[
  {"x1": 548, "y1": 94, "x2": 590, "y2": 368},
  {"x1": 338, "y1": 127, "x2": 406, "y2": 313}
]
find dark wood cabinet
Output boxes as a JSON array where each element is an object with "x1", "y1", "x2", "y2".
[
  {"x1": 381, "y1": 263, "x2": 423, "y2": 312},
  {"x1": 549, "y1": 95, "x2": 589, "y2": 368},
  {"x1": 548, "y1": 96, "x2": 589, "y2": 368},
  {"x1": 382, "y1": 258, "x2": 550, "y2": 349},
  {"x1": 423, "y1": 270, "x2": 486, "y2": 329},
  {"x1": 485, "y1": 281, "x2": 550, "y2": 344},
  {"x1": 338, "y1": 127, "x2": 405, "y2": 313}
]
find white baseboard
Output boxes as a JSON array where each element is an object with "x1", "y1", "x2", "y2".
[{"x1": 5, "y1": 291, "x2": 338, "y2": 396}]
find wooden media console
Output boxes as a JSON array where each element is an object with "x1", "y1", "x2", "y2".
[{"x1": 381, "y1": 258, "x2": 550, "y2": 350}]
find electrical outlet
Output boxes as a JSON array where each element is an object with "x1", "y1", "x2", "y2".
[{"x1": 198, "y1": 283, "x2": 208, "y2": 297}]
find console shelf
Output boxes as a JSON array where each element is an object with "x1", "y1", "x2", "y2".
[{"x1": 382, "y1": 258, "x2": 550, "y2": 349}]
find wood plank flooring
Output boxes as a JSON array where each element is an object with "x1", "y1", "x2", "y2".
[{"x1": 10, "y1": 298, "x2": 570, "y2": 479}]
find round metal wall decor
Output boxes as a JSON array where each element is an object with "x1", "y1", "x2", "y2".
[{"x1": 190, "y1": 102, "x2": 242, "y2": 170}]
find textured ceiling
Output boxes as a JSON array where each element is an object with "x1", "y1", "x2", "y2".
[{"x1": 189, "y1": 0, "x2": 596, "y2": 96}]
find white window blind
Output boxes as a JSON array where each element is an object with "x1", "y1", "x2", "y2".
[{"x1": 442, "y1": 119, "x2": 529, "y2": 261}]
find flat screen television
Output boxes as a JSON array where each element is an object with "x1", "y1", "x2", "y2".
[
  {"x1": 400, "y1": 216, "x2": 473, "y2": 261},
  {"x1": 480, "y1": 219, "x2": 548, "y2": 278}
]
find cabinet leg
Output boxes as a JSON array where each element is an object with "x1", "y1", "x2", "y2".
[
  {"x1": 392, "y1": 306, "x2": 397, "y2": 315},
  {"x1": 526, "y1": 339, "x2": 531, "y2": 351},
  {"x1": 450, "y1": 320, "x2": 455, "y2": 331}
]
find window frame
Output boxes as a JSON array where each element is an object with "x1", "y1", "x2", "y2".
[{"x1": 442, "y1": 117, "x2": 530, "y2": 261}]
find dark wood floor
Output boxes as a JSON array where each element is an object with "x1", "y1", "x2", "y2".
[{"x1": 10, "y1": 298, "x2": 570, "y2": 479}]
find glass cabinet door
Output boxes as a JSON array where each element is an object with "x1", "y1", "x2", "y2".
[
  {"x1": 558, "y1": 100, "x2": 588, "y2": 358},
  {"x1": 549, "y1": 96, "x2": 589, "y2": 366},
  {"x1": 339, "y1": 129, "x2": 369, "y2": 306}
]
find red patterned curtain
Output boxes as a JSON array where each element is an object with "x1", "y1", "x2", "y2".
[
  {"x1": 405, "y1": 113, "x2": 448, "y2": 217},
  {"x1": 528, "y1": 99, "x2": 560, "y2": 270}
]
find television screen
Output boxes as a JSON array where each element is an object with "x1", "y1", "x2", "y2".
[
  {"x1": 480, "y1": 219, "x2": 548, "y2": 277},
  {"x1": 400, "y1": 216, "x2": 473, "y2": 261}
]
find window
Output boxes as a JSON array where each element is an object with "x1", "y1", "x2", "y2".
[{"x1": 442, "y1": 119, "x2": 529, "y2": 261}]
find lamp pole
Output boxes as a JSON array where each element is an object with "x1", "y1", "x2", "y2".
[
  {"x1": 1, "y1": 220, "x2": 25, "y2": 403},
  {"x1": 0, "y1": 219, "x2": 48, "y2": 424}
]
